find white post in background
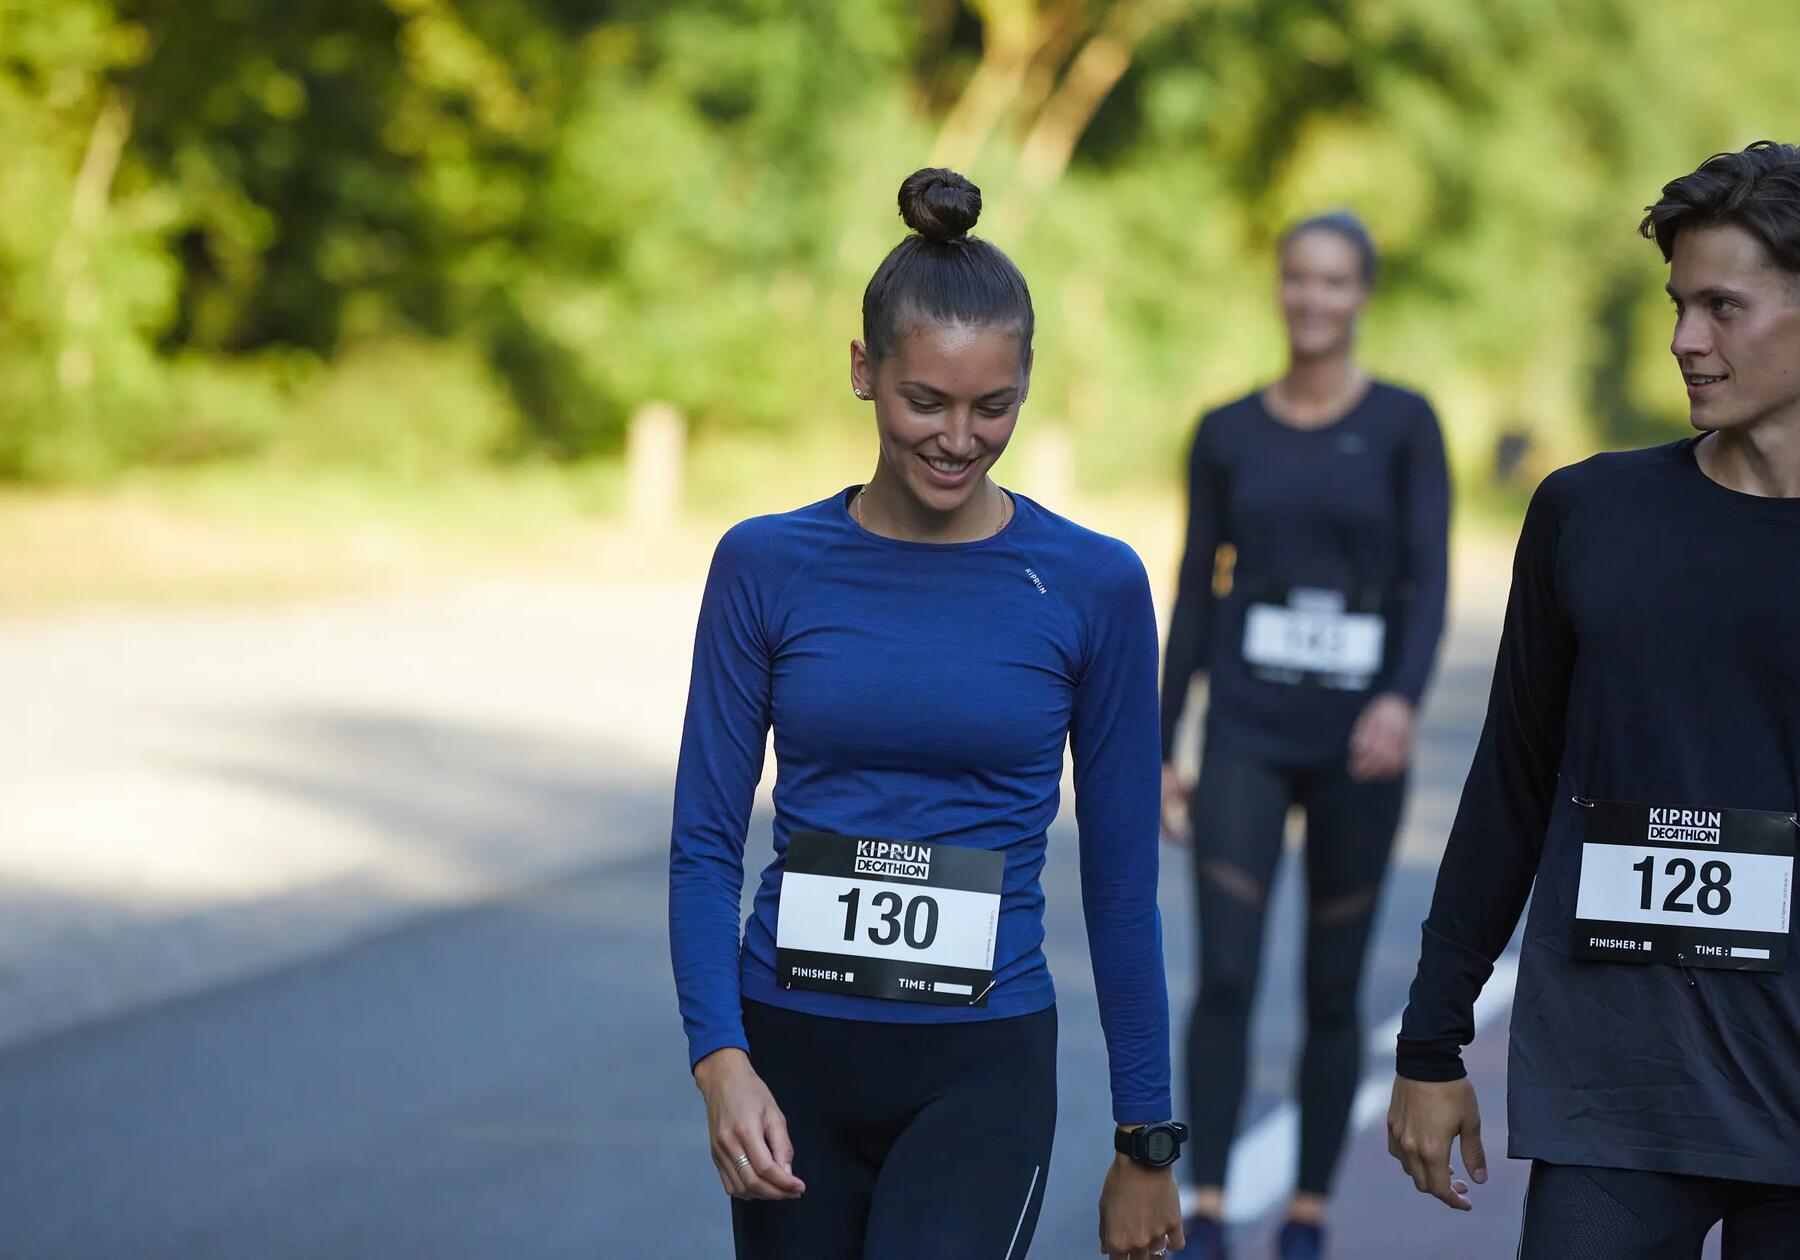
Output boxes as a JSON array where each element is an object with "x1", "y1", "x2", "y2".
[
  {"x1": 626, "y1": 402, "x2": 685, "y2": 526},
  {"x1": 1021, "y1": 423, "x2": 1076, "y2": 509}
]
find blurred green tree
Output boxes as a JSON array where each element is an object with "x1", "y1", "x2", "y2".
[{"x1": 0, "y1": 0, "x2": 1794, "y2": 489}]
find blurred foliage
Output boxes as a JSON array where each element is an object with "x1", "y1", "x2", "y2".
[{"x1": 0, "y1": 0, "x2": 1796, "y2": 489}]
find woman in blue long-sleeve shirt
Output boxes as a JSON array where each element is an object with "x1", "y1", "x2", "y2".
[{"x1": 669, "y1": 167, "x2": 1186, "y2": 1260}]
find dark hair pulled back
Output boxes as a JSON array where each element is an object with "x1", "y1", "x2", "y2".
[
  {"x1": 861, "y1": 167, "x2": 1034, "y2": 363},
  {"x1": 1280, "y1": 209, "x2": 1379, "y2": 287},
  {"x1": 1640, "y1": 140, "x2": 1800, "y2": 272}
]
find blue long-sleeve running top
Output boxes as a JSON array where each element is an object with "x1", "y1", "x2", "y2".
[
  {"x1": 669, "y1": 488, "x2": 1173, "y2": 1123},
  {"x1": 1160, "y1": 381, "x2": 1451, "y2": 764},
  {"x1": 1399, "y1": 439, "x2": 1800, "y2": 1185}
]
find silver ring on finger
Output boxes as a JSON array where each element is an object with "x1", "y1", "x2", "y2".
[{"x1": 732, "y1": 1153, "x2": 751, "y2": 1169}]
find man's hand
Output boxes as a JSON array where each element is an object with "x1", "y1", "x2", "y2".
[{"x1": 1387, "y1": 1075, "x2": 1487, "y2": 1211}]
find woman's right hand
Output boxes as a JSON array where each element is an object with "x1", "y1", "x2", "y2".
[
  {"x1": 1160, "y1": 764, "x2": 1192, "y2": 845},
  {"x1": 694, "y1": 1048, "x2": 807, "y2": 1201}
]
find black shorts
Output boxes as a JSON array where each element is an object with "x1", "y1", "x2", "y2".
[
  {"x1": 732, "y1": 999, "x2": 1058, "y2": 1260},
  {"x1": 1518, "y1": 1161, "x2": 1800, "y2": 1259}
]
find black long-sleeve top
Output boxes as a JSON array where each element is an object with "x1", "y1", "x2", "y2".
[
  {"x1": 1398, "y1": 439, "x2": 1800, "y2": 1185},
  {"x1": 1160, "y1": 382, "x2": 1451, "y2": 765}
]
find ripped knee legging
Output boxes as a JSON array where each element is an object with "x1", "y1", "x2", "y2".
[{"x1": 1183, "y1": 745, "x2": 1407, "y2": 1196}]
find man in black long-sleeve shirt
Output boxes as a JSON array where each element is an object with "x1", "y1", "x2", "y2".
[{"x1": 1388, "y1": 142, "x2": 1800, "y2": 1258}]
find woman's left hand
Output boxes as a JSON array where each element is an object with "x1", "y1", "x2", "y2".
[
  {"x1": 1348, "y1": 692, "x2": 1416, "y2": 782},
  {"x1": 1098, "y1": 1153, "x2": 1185, "y2": 1257}
]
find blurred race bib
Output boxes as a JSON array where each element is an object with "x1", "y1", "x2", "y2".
[{"x1": 1242, "y1": 587, "x2": 1384, "y2": 690}]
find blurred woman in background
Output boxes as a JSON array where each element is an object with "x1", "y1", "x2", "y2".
[{"x1": 1159, "y1": 212, "x2": 1451, "y2": 1260}]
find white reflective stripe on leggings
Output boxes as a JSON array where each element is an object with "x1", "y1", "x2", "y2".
[{"x1": 1002, "y1": 1164, "x2": 1041, "y2": 1260}]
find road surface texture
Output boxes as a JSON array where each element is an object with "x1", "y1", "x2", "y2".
[{"x1": 0, "y1": 559, "x2": 1724, "y2": 1257}]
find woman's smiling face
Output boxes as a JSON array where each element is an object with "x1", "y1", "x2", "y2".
[
  {"x1": 852, "y1": 321, "x2": 1031, "y2": 516},
  {"x1": 1278, "y1": 228, "x2": 1370, "y2": 360}
]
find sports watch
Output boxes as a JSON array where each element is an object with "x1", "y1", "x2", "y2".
[{"x1": 1114, "y1": 1121, "x2": 1189, "y2": 1168}]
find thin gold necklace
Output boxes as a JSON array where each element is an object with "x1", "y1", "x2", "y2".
[{"x1": 853, "y1": 483, "x2": 1010, "y2": 537}]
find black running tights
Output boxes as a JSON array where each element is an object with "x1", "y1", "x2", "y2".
[
  {"x1": 731, "y1": 999, "x2": 1058, "y2": 1260},
  {"x1": 1184, "y1": 745, "x2": 1406, "y2": 1196},
  {"x1": 1518, "y1": 1162, "x2": 1800, "y2": 1258}
]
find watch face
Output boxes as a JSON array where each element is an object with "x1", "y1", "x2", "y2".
[{"x1": 1146, "y1": 1130, "x2": 1175, "y2": 1164}]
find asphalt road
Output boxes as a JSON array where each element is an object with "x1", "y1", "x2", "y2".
[{"x1": 5, "y1": 595, "x2": 1724, "y2": 1259}]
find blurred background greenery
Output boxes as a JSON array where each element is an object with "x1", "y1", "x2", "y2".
[{"x1": 1, "y1": 0, "x2": 1793, "y2": 607}]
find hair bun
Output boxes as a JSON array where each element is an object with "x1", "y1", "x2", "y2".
[{"x1": 898, "y1": 167, "x2": 981, "y2": 242}]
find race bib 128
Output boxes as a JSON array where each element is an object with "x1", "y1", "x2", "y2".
[
  {"x1": 1572, "y1": 799, "x2": 1795, "y2": 972},
  {"x1": 775, "y1": 832, "x2": 1004, "y2": 1006}
]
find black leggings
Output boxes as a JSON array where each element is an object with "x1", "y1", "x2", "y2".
[
  {"x1": 1519, "y1": 1162, "x2": 1800, "y2": 1258},
  {"x1": 1184, "y1": 745, "x2": 1405, "y2": 1196},
  {"x1": 732, "y1": 999, "x2": 1057, "y2": 1260}
]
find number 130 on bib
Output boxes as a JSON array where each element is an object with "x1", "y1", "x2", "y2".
[{"x1": 775, "y1": 831, "x2": 1004, "y2": 1006}]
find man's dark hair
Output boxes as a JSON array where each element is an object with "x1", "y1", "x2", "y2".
[
  {"x1": 1640, "y1": 140, "x2": 1800, "y2": 271},
  {"x1": 862, "y1": 167, "x2": 1034, "y2": 363}
]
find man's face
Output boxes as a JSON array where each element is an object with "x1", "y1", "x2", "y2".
[{"x1": 1667, "y1": 222, "x2": 1800, "y2": 435}]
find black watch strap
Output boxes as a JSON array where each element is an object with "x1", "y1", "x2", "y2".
[{"x1": 1114, "y1": 1121, "x2": 1189, "y2": 1168}]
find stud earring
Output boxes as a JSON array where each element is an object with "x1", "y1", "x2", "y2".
[{"x1": 853, "y1": 388, "x2": 870, "y2": 400}]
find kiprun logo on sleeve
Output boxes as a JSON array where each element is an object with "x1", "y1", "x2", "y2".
[
  {"x1": 1647, "y1": 807, "x2": 1722, "y2": 845},
  {"x1": 854, "y1": 840, "x2": 932, "y2": 881},
  {"x1": 1024, "y1": 568, "x2": 1048, "y2": 595}
]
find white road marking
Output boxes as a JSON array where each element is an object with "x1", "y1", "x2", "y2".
[{"x1": 1182, "y1": 955, "x2": 1520, "y2": 1224}]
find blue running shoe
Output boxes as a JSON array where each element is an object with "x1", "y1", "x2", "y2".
[
  {"x1": 1182, "y1": 1214, "x2": 1229, "y2": 1260},
  {"x1": 1274, "y1": 1220, "x2": 1324, "y2": 1260}
]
